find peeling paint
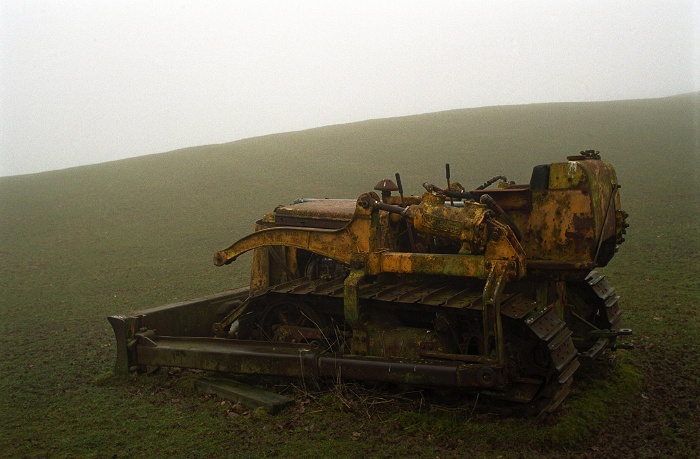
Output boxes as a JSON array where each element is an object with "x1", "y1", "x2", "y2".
[{"x1": 568, "y1": 161, "x2": 578, "y2": 178}]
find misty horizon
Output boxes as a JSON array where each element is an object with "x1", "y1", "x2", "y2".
[{"x1": 2, "y1": 1, "x2": 698, "y2": 177}]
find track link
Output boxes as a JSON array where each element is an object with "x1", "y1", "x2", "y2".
[
  {"x1": 521, "y1": 306, "x2": 580, "y2": 414},
  {"x1": 586, "y1": 271, "x2": 622, "y2": 329},
  {"x1": 568, "y1": 270, "x2": 632, "y2": 362}
]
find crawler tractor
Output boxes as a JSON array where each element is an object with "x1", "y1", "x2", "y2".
[{"x1": 109, "y1": 150, "x2": 631, "y2": 413}]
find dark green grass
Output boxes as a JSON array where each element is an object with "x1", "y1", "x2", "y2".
[{"x1": 1, "y1": 93, "x2": 698, "y2": 458}]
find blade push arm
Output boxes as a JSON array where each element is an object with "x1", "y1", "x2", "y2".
[{"x1": 214, "y1": 194, "x2": 376, "y2": 266}]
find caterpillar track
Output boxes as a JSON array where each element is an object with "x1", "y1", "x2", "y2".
[
  {"x1": 246, "y1": 275, "x2": 581, "y2": 413},
  {"x1": 567, "y1": 271, "x2": 632, "y2": 363},
  {"x1": 109, "y1": 151, "x2": 631, "y2": 414}
]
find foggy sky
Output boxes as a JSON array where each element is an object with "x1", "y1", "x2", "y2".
[{"x1": 1, "y1": 1, "x2": 698, "y2": 176}]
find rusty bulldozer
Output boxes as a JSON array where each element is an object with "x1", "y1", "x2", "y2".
[{"x1": 109, "y1": 150, "x2": 631, "y2": 414}]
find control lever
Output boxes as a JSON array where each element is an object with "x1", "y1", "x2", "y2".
[
  {"x1": 445, "y1": 163, "x2": 454, "y2": 206},
  {"x1": 395, "y1": 172, "x2": 416, "y2": 251}
]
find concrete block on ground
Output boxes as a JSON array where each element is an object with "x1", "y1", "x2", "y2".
[{"x1": 196, "y1": 377, "x2": 294, "y2": 414}]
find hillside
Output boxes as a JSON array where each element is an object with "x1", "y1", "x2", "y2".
[{"x1": 1, "y1": 93, "x2": 698, "y2": 457}]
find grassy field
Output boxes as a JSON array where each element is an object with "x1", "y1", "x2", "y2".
[{"x1": 1, "y1": 93, "x2": 698, "y2": 458}]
